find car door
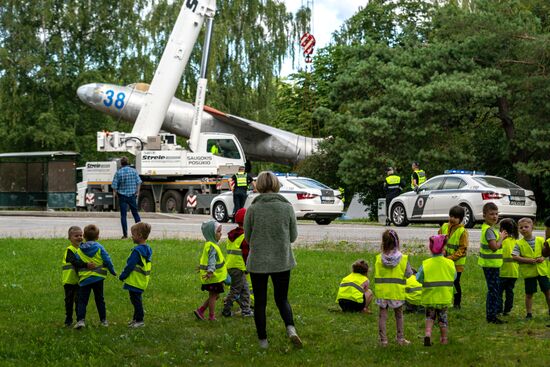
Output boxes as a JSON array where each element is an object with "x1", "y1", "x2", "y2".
[
  {"x1": 430, "y1": 176, "x2": 467, "y2": 220},
  {"x1": 411, "y1": 177, "x2": 445, "y2": 220}
]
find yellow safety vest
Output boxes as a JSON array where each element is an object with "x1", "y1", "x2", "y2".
[
  {"x1": 235, "y1": 173, "x2": 247, "y2": 187},
  {"x1": 61, "y1": 245, "x2": 79, "y2": 285},
  {"x1": 517, "y1": 237, "x2": 549, "y2": 278},
  {"x1": 441, "y1": 223, "x2": 467, "y2": 267},
  {"x1": 123, "y1": 251, "x2": 152, "y2": 291},
  {"x1": 500, "y1": 237, "x2": 519, "y2": 278},
  {"x1": 421, "y1": 256, "x2": 456, "y2": 306},
  {"x1": 411, "y1": 169, "x2": 426, "y2": 189},
  {"x1": 210, "y1": 144, "x2": 219, "y2": 155},
  {"x1": 336, "y1": 272, "x2": 368, "y2": 303},
  {"x1": 405, "y1": 275, "x2": 423, "y2": 306},
  {"x1": 76, "y1": 248, "x2": 107, "y2": 283},
  {"x1": 385, "y1": 175, "x2": 401, "y2": 189},
  {"x1": 199, "y1": 241, "x2": 228, "y2": 285},
  {"x1": 226, "y1": 234, "x2": 246, "y2": 271},
  {"x1": 374, "y1": 254, "x2": 408, "y2": 300},
  {"x1": 478, "y1": 223, "x2": 503, "y2": 268}
]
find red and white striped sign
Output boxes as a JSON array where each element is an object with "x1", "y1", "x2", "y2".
[
  {"x1": 229, "y1": 179, "x2": 235, "y2": 191},
  {"x1": 186, "y1": 194, "x2": 197, "y2": 208},
  {"x1": 85, "y1": 193, "x2": 95, "y2": 205},
  {"x1": 300, "y1": 33, "x2": 316, "y2": 55}
]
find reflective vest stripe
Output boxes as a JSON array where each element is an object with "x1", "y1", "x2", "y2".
[
  {"x1": 423, "y1": 281, "x2": 454, "y2": 287},
  {"x1": 480, "y1": 244, "x2": 491, "y2": 250},
  {"x1": 133, "y1": 267, "x2": 151, "y2": 276},
  {"x1": 199, "y1": 241, "x2": 228, "y2": 284},
  {"x1": 446, "y1": 244, "x2": 459, "y2": 250},
  {"x1": 374, "y1": 278, "x2": 406, "y2": 285},
  {"x1": 79, "y1": 266, "x2": 107, "y2": 275},
  {"x1": 406, "y1": 286, "x2": 422, "y2": 293},
  {"x1": 199, "y1": 261, "x2": 226, "y2": 270},
  {"x1": 227, "y1": 250, "x2": 242, "y2": 255},
  {"x1": 62, "y1": 246, "x2": 80, "y2": 285},
  {"x1": 503, "y1": 258, "x2": 516, "y2": 263},
  {"x1": 340, "y1": 282, "x2": 364, "y2": 293},
  {"x1": 478, "y1": 223, "x2": 502, "y2": 268},
  {"x1": 236, "y1": 173, "x2": 247, "y2": 187},
  {"x1": 479, "y1": 253, "x2": 502, "y2": 259},
  {"x1": 62, "y1": 264, "x2": 73, "y2": 270}
]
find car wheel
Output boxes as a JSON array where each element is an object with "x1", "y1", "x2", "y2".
[
  {"x1": 461, "y1": 204, "x2": 475, "y2": 228},
  {"x1": 138, "y1": 190, "x2": 155, "y2": 212},
  {"x1": 212, "y1": 201, "x2": 229, "y2": 222},
  {"x1": 161, "y1": 190, "x2": 182, "y2": 213},
  {"x1": 315, "y1": 218, "x2": 333, "y2": 225},
  {"x1": 391, "y1": 203, "x2": 409, "y2": 227}
]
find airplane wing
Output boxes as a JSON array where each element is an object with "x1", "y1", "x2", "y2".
[{"x1": 203, "y1": 105, "x2": 275, "y2": 138}]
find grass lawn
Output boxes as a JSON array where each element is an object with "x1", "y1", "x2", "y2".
[{"x1": 1, "y1": 238, "x2": 549, "y2": 366}]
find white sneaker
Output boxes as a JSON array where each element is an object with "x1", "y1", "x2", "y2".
[
  {"x1": 286, "y1": 325, "x2": 303, "y2": 348},
  {"x1": 258, "y1": 339, "x2": 269, "y2": 349},
  {"x1": 128, "y1": 320, "x2": 136, "y2": 326},
  {"x1": 100, "y1": 320, "x2": 109, "y2": 327},
  {"x1": 74, "y1": 320, "x2": 85, "y2": 329},
  {"x1": 131, "y1": 321, "x2": 145, "y2": 328}
]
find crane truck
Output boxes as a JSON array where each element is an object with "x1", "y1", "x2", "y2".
[{"x1": 76, "y1": 0, "x2": 246, "y2": 213}]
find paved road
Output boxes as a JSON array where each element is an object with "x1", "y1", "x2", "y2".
[{"x1": 1, "y1": 212, "x2": 544, "y2": 248}]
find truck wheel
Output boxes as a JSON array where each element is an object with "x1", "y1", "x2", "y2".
[
  {"x1": 391, "y1": 203, "x2": 409, "y2": 227},
  {"x1": 212, "y1": 201, "x2": 228, "y2": 222},
  {"x1": 315, "y1": 218, "x2": 332, "y2": 225},
  {"x1": 138, "y1": 191, "x2": 155, "y2": 212},
  {"x1": 161, "y1": 190, "x2": 182, "y2": 213}
]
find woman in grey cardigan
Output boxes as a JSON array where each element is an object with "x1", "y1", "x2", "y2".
[{"x1": 244, "y1": 171, "x2": 302, "y2": 349}]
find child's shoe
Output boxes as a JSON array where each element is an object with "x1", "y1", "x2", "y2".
[
  {"x1": 131, "y1": 321, "x2": 145, "y2": 328},
  {"x1": 193, "y1": 308, "x2": 206, "y2": 320},
  {"x1": 525, "y1": 313, "x2": 533, "y2": 320},
  {"x1": 286, "y1": 325, "x2": 303, "y2": 348},
  {"x1": 379, "y1": 340, "x2": 389, "y2": 347},
  {"x1": 128, "y1": 319, "x2": 136, "y2": 326},
  {"x1": 397, "y1": 338, "x2": 411, "y2": 346},
  {"x1": 242, "y1": 310, "x2": 254, "y2": 317},
  {"x1": 208, "y1": 315, "x2": 217, "y2": 321},
  {"x1": 259, "y1": 339, "x2": 269, "y2": 349},
  {"x1": 74, "y1": 320, "x2": 85, "y2": 329},
  {"x1": 424, "y1": 336, "x2": 432, "y2": 347},
  {"x1": 222, "y1": 309, "x2": 232, "y2": 317},
  {"x1": 440, "y1": 336, "x2": 449, "y2": 345},
  {"x1": 100, "y1": 320, "x2": 109, "y2": 327}
]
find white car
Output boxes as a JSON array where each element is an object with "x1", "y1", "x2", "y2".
[
  {"x1": 210, "y1": 175, "x2": 344, "y2": 225},
  {"x1": 388, "y1": 171, "x2": 537, "y2": 228}
]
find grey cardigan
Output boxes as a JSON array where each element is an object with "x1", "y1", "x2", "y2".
[{"x1": 244, "y1": 193, "x2": 298, "y2": 273}]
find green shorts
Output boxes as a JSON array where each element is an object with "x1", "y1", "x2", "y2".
[{"x1": 524, "y1": 276, "x2": 550, "y2": 294}]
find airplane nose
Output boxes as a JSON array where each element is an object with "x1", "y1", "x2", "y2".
[{"x1": 77, "y1": 84, "x2": 103, "y2": 106}]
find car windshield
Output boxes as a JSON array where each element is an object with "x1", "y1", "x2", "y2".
[
  {"x1": 473, "y1": 176, "x2": 521, "y2": 189},
  {"x1": 287, "y1": 178, "x2": 331, "y2": 190}
]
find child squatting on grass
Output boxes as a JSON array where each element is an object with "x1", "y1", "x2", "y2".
[
  {"x1": 511, "y1": 217, "x2": 550, "y2": 320},
  {"x1": 416, "y1": 235, "x2": 456, "y2": 346},
  {"x1": 374, "y1": 229, "x2": 414, "y2": 346},
  {"x1": 119, "y1": 222, "x2": 153, "y2": 328},
  {"x1": 194, "y1": 220, "x2": 228, "y2": 321},
  {"x1": 336, "y1": 259, "x2": 373, "y2": 313},
  {"x1": 74, "y1": 224, "x2": 117, "y2": 329},
  {"x1": 498, "y1": 218, "x2": 519, "y2": 316}
]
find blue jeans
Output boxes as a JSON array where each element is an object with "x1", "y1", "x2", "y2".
[
  {"x1": 483, "y1": 267, "x2": 502, "y2": 321},
  {"x1": 76, "y1": 280, "x2": 106, "y2": 322},
  {"x1": 118, "y1": 194, "x2": 141, "y2": 237}
]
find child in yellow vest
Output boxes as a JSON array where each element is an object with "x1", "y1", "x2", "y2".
[
  {"x1": 194, "y1": 220, "x2": 228, "y2": 321},
  {"x1": 498, "y1": 219, "x2": 519, "y2": 316},
  {"x1": 119, "y1": 222, "x2": 153, "y2": 328},
  {"x1": 222, "y1": 208, "x2": 253, "y2": 317},
  {"x1": 416, "y1": 235, "x2": 456, "y2": 346},
  {"x1": 336, "y1": 259, "x2": 373, "y2": 313},
  {"x1": 374, "y1": 229, "x2": 413, "y2": 346},
  {"x1": 511, "y1": 217, "x2": 550, "y2": 319}
]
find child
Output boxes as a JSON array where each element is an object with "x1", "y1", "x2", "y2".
[
  {"x1": 511, "y1": 217, "x2": 550, "y2": 319},
  {"x1": 62, "y1": 226, "x2": 86, "y2": 327},
  {"x1": 336, "y1": 259, "x2": 373, "y2": 313},
  {"x1": 416, "y1": 235, "x2": 456, "y2": 346},
  {"x1": 222, "y1": 208, "x2": 253, "y2": 317},
  {"x1": 404, "y1": 269, "x2": 423, "y2": 313},
  {"x1": 439, "y1": 205, "x2": 468, "y2": 309},
  {"x1": 74, "y1": 224, "x2": 117, "y2": 329},
  {"x1": 374, "y1": 229, "x2": 413, "y2": 346},
  {"x1": 499, "y1": 218, "x2": 519, "y2": 316},
  {"x1": 119, "y1": 222, "x2": 153, "y2": 328},
  {"x1": 194, "y1": 220, "x2": 227, "y2": 321},
  {"x1": 477, "y1": 202, "x2": 507, "y2": 324}
]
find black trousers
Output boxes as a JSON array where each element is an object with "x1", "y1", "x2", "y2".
[
  {"x1": 129, "y1": 291, "x2": 144, "y2": 322},
  {"x1": 63, "y1": 284, "x2": 79, "y2": 325},
  {"x1": 250, "y1": 271, "x2": 295, "y2": 340},
  {"x1": 76, "y1": 280, "x2": 106, "y2": 322},
  {"x1": 454, "y1": 271, "x2": 462, "y2": 307},
  {"x1": 233, "y1": 191, "x2": 247, "y2": 216},
  {"x1": 499, "y1": 277, "x2": 517, "y2": 314}
]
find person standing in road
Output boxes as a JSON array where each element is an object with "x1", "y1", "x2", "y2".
[
  {"x1": 231, "y1": 165, "x2": 253, "y2": 220},
  {"x1": 411, "y1": 162, "x2": 427, "y2": 190},
  {"x1": 112, "y1": 156, "x2": 142, "y2": 239},
  {"x1": 384, "y1": 167, "x2": 405, "y2": 225}
]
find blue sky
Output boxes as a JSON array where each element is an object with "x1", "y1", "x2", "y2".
[{"x1": 281, "y1": 0, "x2": 366, "y2": 74}]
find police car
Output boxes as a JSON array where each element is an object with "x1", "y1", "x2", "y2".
[
  {"x1": 210, "y1": 174, "x2": 344, "y2": 225},
  {"x1": 388, "y1": 170, "x2": 537, "y2": 228}
]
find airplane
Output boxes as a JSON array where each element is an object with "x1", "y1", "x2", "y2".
[{"x1": 77, "y1": 82, "x2": 321, "y2": 165}]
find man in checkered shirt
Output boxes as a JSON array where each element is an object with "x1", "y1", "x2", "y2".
[{"x1": 112, "y1": 156, "x2": 142, "y2": 238}]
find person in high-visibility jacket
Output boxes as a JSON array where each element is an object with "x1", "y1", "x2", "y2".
[
  {"x1": 73, "y1": 224, "x2": 117, "y2": 329},
  {"x1": 416, "y1": 235, "x2": 456, "y2": 346},
  {"x1": 222, "y1": 208, "x2": 253, "y2": 317},
  {"x1": 336, "y1": 259, "x2": 373, "y2": 313},
  {"x1": 498, "y1": 219, "x2": 519, "y2": 316},
  {"x1": 410, "y1": 162, "x2": 426, "y2": 190},
  {"x1": 62, "y1": 226, "x2": 91, "y2": 327},
  {"x1": 404, "y1": 272, "x2": 423, "y2": 313},
  {"x1": 194, "y1": 220, "x2": 228, "y2": 321},
  {"x1": 438, "y1": 205, "x2": 468, "y2": 309},
  {"x1": 118, "y1": 222, "x2": 153, "y2": 328},
  {"x1": 478, "y1": 203, "x2": 508, "y2": 324},
  {"x1": 512, "y1": 217, "x2": 550, "y2": 320},
  {"x1": 384, "y1": 167, "x2": 405, "y2": 225},
  {"x1": 374, "y1": 229, "x2": 414, "y2": 346}
]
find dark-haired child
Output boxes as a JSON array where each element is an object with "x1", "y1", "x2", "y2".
[
  {"x1": 499, "y1": 218, "x2": 519, "y2": 316},
  {"x1": 336, "y1": 259, "x2": 373, "y2": 313}
]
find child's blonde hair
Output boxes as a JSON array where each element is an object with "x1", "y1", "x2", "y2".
[
  {"x1": 68, "y1": 226, "x2": 82, "y2": 238},
  {"x1": 517, "y1": 217, "x2": 533, "y2": 226},
  {"x1": 131, "y1": 222, "x2": 151, "y2": 240}
]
